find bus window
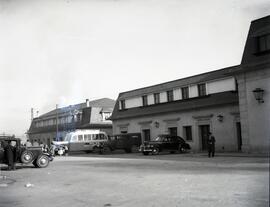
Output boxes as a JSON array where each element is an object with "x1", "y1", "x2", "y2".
[
  {"x1": 84, "y1": 134, "x2": 88, "y2": 141},
  {"x1": 92, "y1": 134, "x2": 98, "y2": 140},
  {"x1": 87, "y1": 134, "x2": 92, "y2": 141},
  {"x1": 78, "y1": 135, "x2": 83, "y2": 141},
  {"x1": 99, "y1": 134, "x2": 105, "y2": 140},
  {"x1": 71, "y1": 135, "x2": 78, "y2": 142}
]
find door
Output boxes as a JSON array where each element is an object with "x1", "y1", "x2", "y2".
[
  {"x1": 199, "y1": 125, "x2": 210, "y2": 151},
  {"x1": 236, "y1": 122, "x2": 242, "y2": 151},
  {"x1": 142, "y1": 129, "x2": 151, "y2": 142}
]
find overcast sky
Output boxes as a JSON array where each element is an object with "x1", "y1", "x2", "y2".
[{"x1": 0, "y1": 0, "x2": 269, "y2": 137}]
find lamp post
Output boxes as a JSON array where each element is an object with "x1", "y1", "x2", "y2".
[
  {"x1": 253, "y1": 88, "x2": 264, "y2": 103},
  {"x1": 56, "y1": 104, "x2": 59, "y2": 141}
]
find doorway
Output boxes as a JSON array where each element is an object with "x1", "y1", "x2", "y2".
[
  {"x1": 199, "y1": 125, "x2": 210, "y2": 150},
  {"x1": 142, "y1": 129, "x2": 151, "y2": 142},
  {"x1": 236, "y1": 122, "x2": 242, "y2": 151}
]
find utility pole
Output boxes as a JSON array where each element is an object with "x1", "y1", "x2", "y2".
[{"x1": 56, "y1": 104, "x2": 58, "y2": 141}]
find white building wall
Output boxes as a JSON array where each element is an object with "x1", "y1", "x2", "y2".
[
  {"x1": 238, "y1": 68, "x2": 270, "y2": 153},
  {"x1": 112, "y1": 104, "x2": 240, "y2": 152},
  {"x1": 207, "y1": 77, "x2": 236, "y2": 94}
]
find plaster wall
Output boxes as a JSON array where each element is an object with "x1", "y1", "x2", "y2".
[{"x1": 112, "y1": 104, "x2": 240, "y2": 152}]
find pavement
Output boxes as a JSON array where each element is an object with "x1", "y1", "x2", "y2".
[{"x1": 0, "y1": 152, "x2": 269, "y2": 207}]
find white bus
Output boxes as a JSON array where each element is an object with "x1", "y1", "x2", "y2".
[{"x1": 53, "y1": 129, "x2": 109, "y2": 153}]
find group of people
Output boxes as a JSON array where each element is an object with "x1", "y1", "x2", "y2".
[{"x1": 1, "y1": 140, "x2": 17, "y2": 171}]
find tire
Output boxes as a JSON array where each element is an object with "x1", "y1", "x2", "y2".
[
  {"x1": 20, "y1": 150, "x2": 34, "y2": 164},
  {"x1": 143, "y1": 152, "x2": 149, "y2": 155},
  {"x1": 152, "y1": 147, "x2": 160, "y2": 155},
  {"x1": 178, "y1": 145, "x2": 184, "y2": 153},
  {"x1": 34, "y1": 155, "x2": 50, "y2": 168}
]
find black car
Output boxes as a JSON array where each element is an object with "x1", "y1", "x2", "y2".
[
  {"x1": 140, "y1": 135, "x2": 191, "y2": 155},
  {"x1": 108, "y1": 133, "x2": 142, "y2": 153},
  {"x1": 0, "y1": 136, "x2": 53, "y2": 168}
]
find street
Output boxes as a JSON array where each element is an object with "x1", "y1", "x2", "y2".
[{"x1": 0, "y1": 152, "x2": 269, "y2": 207}]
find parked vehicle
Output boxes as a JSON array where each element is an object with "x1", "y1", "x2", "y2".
[
  {"x1": 53, "y1": 129, "x2": 109, "y2": 153},
  {"x1": 0, "y1": 136, "x2": 53, "y2": 168},
  {"x1": 140, "y1": 135, "x2": 191, "y2": 155},
  {"x1": 51, "y1": 144, "x2": 68, "y2": 156},
  {"x1": 108, "y1": 133, "x2": 142, "y2": 153}
]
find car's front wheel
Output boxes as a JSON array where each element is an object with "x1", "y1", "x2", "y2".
[
  {"x1": 152, "y1": 147, "x2": 160, "y2": 155},
  {"x1": 20, "y1": 151, "x2": 34, "y2": 164},
  {"x1": 178, "y1": 145, "x2": 185, "y2": 153},
  {"x1": 34, "y1": 155, "x2": 50, "y2": 168}
]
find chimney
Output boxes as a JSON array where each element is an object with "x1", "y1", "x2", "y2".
[
  {"x1": 86, "y1": 99, "x2": 90, "y2": 107},
  {"x1": 31, "y1": 108, "x2": 34, "y2": 121}
]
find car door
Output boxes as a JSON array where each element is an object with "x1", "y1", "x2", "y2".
[{"x1": 167, "y1": 136, "x2": 176, "y2": 150}]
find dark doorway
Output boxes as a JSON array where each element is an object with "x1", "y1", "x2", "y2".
[
  {"x1": 142, "y1": 129, "x2": 151, "y2": 141},
  {"x1": 236, "y1": 122, "x2": 242, "y2": 151},
  {"x1": 168, "y1": 127, "x2": 178, "y2": 136},
  {"x1": 199, "y1": 125, "x2": 210, "y2": 150}
]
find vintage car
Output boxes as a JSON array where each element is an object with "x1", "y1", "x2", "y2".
[
  {"x1": 0, "y1": 136, "x2": 53, "y2": 168},
  {"x1": 140, "y1": 135, "x2": 191, "y2": 155},
  {"x1": 107, "y1": 133, "x2": 142, "y2": 153}
]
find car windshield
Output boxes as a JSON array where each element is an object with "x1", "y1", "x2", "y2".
[{"x1": 155, "y1": 136, "x2": 163, "y2": 141}]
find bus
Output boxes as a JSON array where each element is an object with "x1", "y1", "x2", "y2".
[{"x1": 53, "y1": 129, "x2": 109, "y2": 153}]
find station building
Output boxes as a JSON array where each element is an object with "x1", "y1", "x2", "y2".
[
  {"x1": 27, "y1": 98, "x2": 115, "y2": 146},
  {"x1": 110, "y1": 15, "x2": 270, "y2": 153}
]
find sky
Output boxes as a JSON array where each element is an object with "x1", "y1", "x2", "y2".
[{"x1": 0, "y1": 0, "x2": 269, "y2": 137}]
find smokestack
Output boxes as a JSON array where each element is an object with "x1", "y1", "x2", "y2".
[{"x1": 86, "y1": 99, "x2": 90, "y2": 107}]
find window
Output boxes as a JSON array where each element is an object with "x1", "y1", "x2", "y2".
[
  {"x1": 167, "y1": 90, "x2": 174, "y2": 102},
  {"x1": 198, "y1": 83, "x2": 206, "y2": 97},
  {"x1": 258, "y1": 34, "x2": 270, "y2": 53},
  {"x1": 142, "y1": 95, "x2": 148, "y2": 106},
  {"x1": 183, "y1": 126, "x2": 192, "y2": 141},
  {"x1": 181, "y1": 87, "x2": 189, "y2": 99},
  {"x1": 84, "y1": 134, "x2": 88, "y2": 141},
  {"x1": 120, "y1": 100, "x2": 126, "y2": 110},
  {"x1": 154, "y1": 93, "x2": 160, "y2": 104},
  {"x1": 168, "y1": 127, "x2": 177, "y2": 136},
  {"x1": 78, "y1": 135, "x2": 83, "y2": 141}
]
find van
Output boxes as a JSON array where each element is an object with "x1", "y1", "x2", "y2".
[{"x1": 53, "y1": 129, "x2": 109, "y2": 153}]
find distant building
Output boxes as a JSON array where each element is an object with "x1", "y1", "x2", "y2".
[
  {"x1": 27, "y1": 98, "x2": 115, "y2": 145},
  {"x1": 111, "y1": 15, "x2": 270, "y2": 153}
]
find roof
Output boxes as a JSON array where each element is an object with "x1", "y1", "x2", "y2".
[
  {"x1": 241, "y1": 15, "x2": 270, "y2": 65},
  {"x1": 37, "y1": 98, "x2": 115, "y2": 119},
  {"x1": 111, "y1": 91, "x2": 238, "y2": 120},
  {"x1": 118, "y1": 65, "x2": 240, "y2": 100}
]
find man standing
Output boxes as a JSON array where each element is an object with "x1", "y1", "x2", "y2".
[
  {"x1": 207, "y1": 132, "x2": 216, "y2": 157},
  {"x1": 4, "y1": 140, "x2": 16, "y2": 170}
]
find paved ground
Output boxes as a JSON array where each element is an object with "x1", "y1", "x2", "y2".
[{"x1": 0, "y1": 152, "x2": 269, "y2": 207}]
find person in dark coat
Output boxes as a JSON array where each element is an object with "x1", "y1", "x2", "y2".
[
  {"x1": 4, "y1": 140, "x2": 16, "y2": 170},
  {"x1": 207, "y1": 132, "x2": 216, "y2": 157}
]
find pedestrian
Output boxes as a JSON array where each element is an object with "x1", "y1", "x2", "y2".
[
  {"x1": 4, "y1": 140, "x2": 16, "y2": 170},
  {"x1": 33, "y1": 140, "x2": 39, "y2": 147},
  {"x1": 207, "y1": 132, "x2": 216, "y2": 157},
  {"x1": 25, "y1": 139, "x2": 32, "y2": 147}
]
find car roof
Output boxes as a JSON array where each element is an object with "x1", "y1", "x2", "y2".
[{"x1": 0, "y1": 136, "x2": 21, "y2": 141}]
